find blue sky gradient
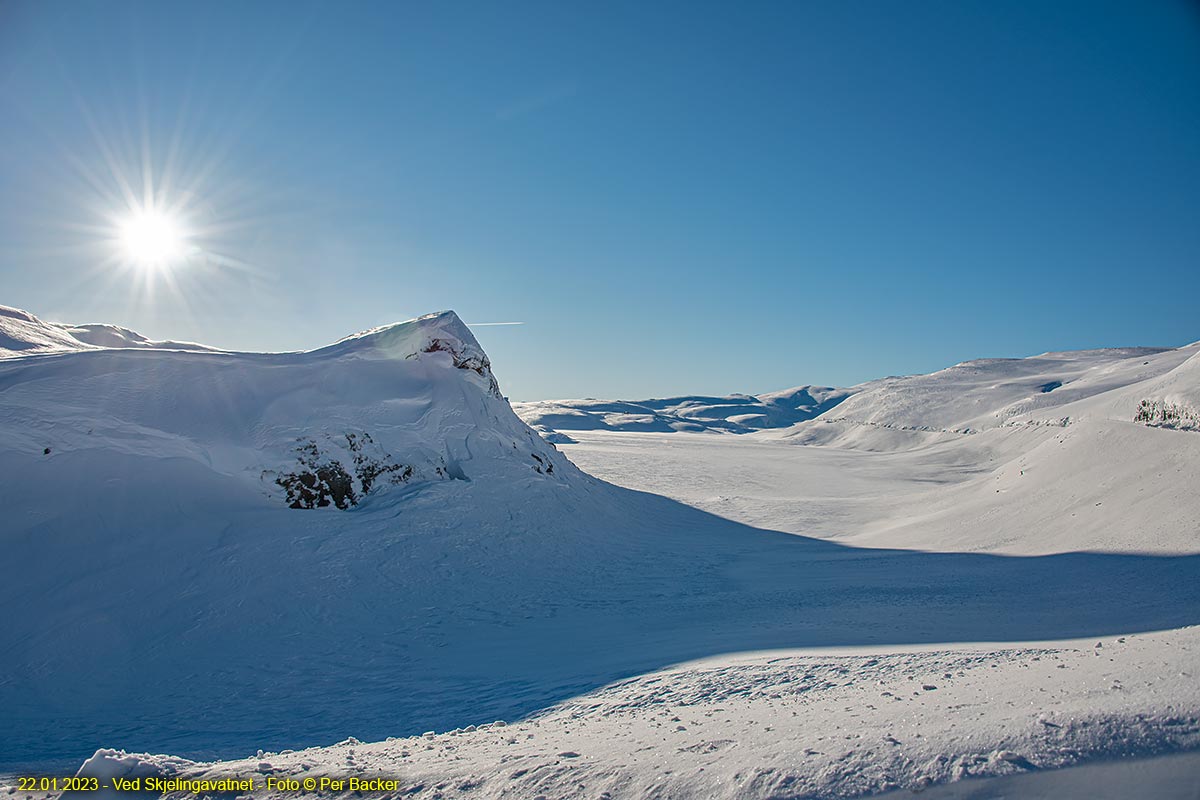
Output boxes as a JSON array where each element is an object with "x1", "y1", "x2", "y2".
[{"x1": 1, "y1": 0, "x2": 1198, "y2": 399}]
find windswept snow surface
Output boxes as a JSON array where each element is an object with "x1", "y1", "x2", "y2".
[{"x1": 2, "y1": 312, "x2": 1199, "y2": 798}]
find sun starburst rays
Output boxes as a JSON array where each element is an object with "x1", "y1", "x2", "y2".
[{"x1": 20, "y1": 78, "x2": 292, "y2": 334}]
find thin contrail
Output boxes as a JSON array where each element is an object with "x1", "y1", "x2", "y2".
[{"x1": 467, "y1": 322, "x2": 525, "y2": 326}]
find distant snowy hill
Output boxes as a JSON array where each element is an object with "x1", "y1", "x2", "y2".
[
  {"x1": 0, "y1": 305, "x2": 99, "y2": 356},
  {"x1": 0, "y1": 304, "x2": 216, "y2": 357},
  {"x1": 785, "y1": 344, "x2": 1200, "y2": 449},
  {"x1": 1025, "y1": 346, "x2": 1200, "y2": 433},
  {"x1": 514, "y1": 385, "x2": 853, "y2": 437},
  {"x1": 57, "y1": 322, "x2": 220, "y2": 352}
]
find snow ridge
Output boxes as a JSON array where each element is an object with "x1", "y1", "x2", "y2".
[{"x1": 0, "y1": 305, "x2": 217, "y2": 357}]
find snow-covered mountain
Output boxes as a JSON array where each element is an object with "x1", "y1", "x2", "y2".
[
  {"x1": 3, "y1": 308, "x2": 1198, "y2": 799},
  {"x1": 1, "y1": 307, "x2": 571, "y2": 509},
  {"x1": 514, "y1": 385, "x2": 853, "y2": 438}
]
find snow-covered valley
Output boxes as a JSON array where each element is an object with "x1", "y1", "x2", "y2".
[{"x1": 1, "y1": 305, "x2": 1198, "y2": 798}]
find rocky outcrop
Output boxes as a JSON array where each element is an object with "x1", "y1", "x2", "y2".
[
  {"x1": 271, "y1": 433, "x2": 419, "y2": 510},
  {"x1": 421, "y1": 337, "x2": 502, "y2": 398}
]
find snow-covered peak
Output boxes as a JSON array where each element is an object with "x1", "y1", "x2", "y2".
[
  {"x1": 318, "y1": 310, "x2": 501, "y2": 398},
  {"x1": 326, "y1": 310, "x2": 473, "y2": 353}
]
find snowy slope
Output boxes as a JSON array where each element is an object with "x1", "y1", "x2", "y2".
[
  {"x1": 1006, "y1": 345, "x2": 1200, "y2": 432},
  {"x1": 772, "y1": 344, "x2": 1200, "y2": 553},
  {"x1": 514, "y1": 385, "x2": 852, "y2": 437},
  {"x1": 557, "y1": 346, "x2": 1200, "y2": 555},
  {"x1": 784, "y1": 345, "x2": 1197, "y2": 450}
]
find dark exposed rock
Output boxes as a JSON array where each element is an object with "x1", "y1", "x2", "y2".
[
  {"x1": 274, "y1": 433, "x2": 418, "y2": 510},
  {"x1": 422, "y1": 338, "x2": 502, "y2": 398},
  {"x1": 275, "y1": 440, "x2": 357, "y2": 509},
  {"x1": 346, "y1": 432, "x2": 414, "y2": 494}
]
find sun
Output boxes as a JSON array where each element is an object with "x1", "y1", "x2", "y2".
[{"x1": 118, "y1": 208, "x2": 188, "y2": 269}]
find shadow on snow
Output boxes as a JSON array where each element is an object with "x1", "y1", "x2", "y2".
[{"x1": 2, "y1": 455, "x2": 1198, "y2": 770}]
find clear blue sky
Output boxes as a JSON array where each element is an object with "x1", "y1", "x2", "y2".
[{"x1": 1, "y1": 1, "x2": 1197, "y2": 400}]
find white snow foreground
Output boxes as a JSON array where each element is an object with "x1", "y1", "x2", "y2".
[
  {"x1": 2, "y1": 310, "x2": 1199, "y2": 798},
  {"x1": 67, "y1": 627, "x2": 1200, "y2": 800}
]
